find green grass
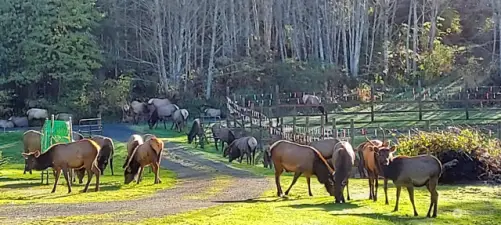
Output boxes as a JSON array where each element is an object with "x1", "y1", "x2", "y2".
[
  {"x1": 133, "y1": 124, "x2": 501, "y2": 225},
  {"x1": 0, "y1": 132, "x2": 176, "y2": 205},
  {"x1": 19, "y1": 211, "x2": 136, "y2": 225}
]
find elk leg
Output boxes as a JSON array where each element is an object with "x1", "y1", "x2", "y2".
[
  {"x1": 393, "y1": 186, "x2": 401, "y2": 212},
  {"x1": 83, "y1": 168, "x2": 94, "y2": 193},
  {"x1": 346, "y1": 179, "x2": 350, "y2": 201},
  {"x1": 274, "y1": 167, "x2": 284, "y2": 197},
  {"x1": 152, "y1": 163, "x2": 160, "y2": 184},
  {"x1": 62, "y1": 168, "x2": 72, "y2": 193},
  {"x1": 215, "y1": 139, "x2": 219, "y2": 151},
  {"x1": 374, "y1": 176, "x2": 379, "y2": 202},
  {"x1": 368, "y1": 172, "x2": 374, "y2": 200},
  {"x1": 91, "y1": 163, "x2": 101, "y2": 192},
  {"x1": 110, "y1": 158, "x2": 114, "y2": 176},
  {"x1": 163, "y1": 119, "x2": 166, "y2": 129},
  {"x1": 407, "y1": 186, "x2": 418, "y2": 216},
  {"x1": 306, "y1": 176, "x2": 313, "y2": 196},
  {"x1": 137, "y1": 166, "x2": 144, "y2": 184},
  {"x1": 384, "y1": 178, "x2": 389, "y2": 205},
  {"x1": 51, "y1": 169, "x2": 62, "y2": 193},
  {"x1": 427, "y1": 178, "x2": 439, "y2": 218},
  {"x1": 284, "y1": 172, "x2": 302, "y2": 196}
]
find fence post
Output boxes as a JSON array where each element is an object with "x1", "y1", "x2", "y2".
[
  {"x1": 306, "y1": 116, "x2": 310, "y2": 143},
  {"x1": 293, "y1": 116, "x2": 297, "y2": 142},
  {"x1": 226, "y1": 86, "x2": 230, "y2": 97},
  {"x1": 418, "y1": 80, "x2": 423, "y2": 121},
  {"x1": 332, "y1": 118, "x2": 338, "y2": 138},
  {"x1": 426, "y1": 120, "x2": 431, "y2": 131},
  {"x1": 371, "y1": 81, "x2": 375, "y2": 122},
  {"x1": 350, "y1": 119, "x2": 355, "y2": 145},
  {"x1": 320, "y1": 115, "x2": 325, "y2": 140},
  {"x1": 250, "y1": 103, "x2": 254, "y2": 135},
  {"x1": 240, "y1": 109, "x2": 245, "y2": 131},
  {"x1": 259, "y1": 104, "x2": 263, "y2": 147}
]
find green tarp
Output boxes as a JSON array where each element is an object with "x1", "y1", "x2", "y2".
[{"x1": 41, "y1": 119, "x2": 72, "y2": 152}]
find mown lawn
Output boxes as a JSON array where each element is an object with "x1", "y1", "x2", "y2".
[
  {"x1": 135, "y1": 124, "x2": 501, "y2": 225},
  {"x1": 0, "y1": 131, "x2": 176, "y2": 205}
]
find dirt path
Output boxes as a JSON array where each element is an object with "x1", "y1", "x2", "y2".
[{"x1": 0, "y1": 139, "x2": 271, "y2": 224}]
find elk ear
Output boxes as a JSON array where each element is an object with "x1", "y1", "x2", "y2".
[{"x1": 390, "y1": 146, "x2": 397, "y2": 153}]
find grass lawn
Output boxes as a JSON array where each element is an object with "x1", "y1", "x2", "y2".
[
  {"x1": 0, "y1": 131, "x2": 176, "y2": 205},
  {"x1": 134, "y1": 124, "x2": 501, "y2": 225}
]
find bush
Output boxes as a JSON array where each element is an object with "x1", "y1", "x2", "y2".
[{"x1": 397, "y1": 129, "x2": 501, "y2": 184}]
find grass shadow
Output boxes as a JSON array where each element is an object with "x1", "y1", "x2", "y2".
[
  {"x1": 212, "y1": 197, "x2": 284, "y2": 204},
  {"x1": 286, "y1": 201, "x2": 361, "y2": 211},
  {"x1": 335, "y1": 212, "x2": 429, "y2": 223},
  {"x1": 0, "y1": 182, "x2": 45, "y2": 189}
]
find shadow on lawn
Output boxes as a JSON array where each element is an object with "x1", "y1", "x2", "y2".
[{"x1": 287, "y1": 201, "x2": 361, "y2": 211}]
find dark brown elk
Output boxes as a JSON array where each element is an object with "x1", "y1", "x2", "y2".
[
  {"x1": 359, "y1": 137, "x2": 389, "y2": 202},
  {"x1": 331, "y1": 141, "x2": 355, "y2": 203},
  {"x1": 187, "y1": 119, "x2": 204, "y2": 149},
  {"x1": 373, "y1": 145, "x2": 458, "y2": 218},
  {"x1": 123, "y1": 134, "x2": 144, "y2": 168},
  {"x1": 22, "y1": 130, "x2": 42, "y2": 174},
  {"x1": 268, "y1": 140, "x2": 335, "y2": 197},
  {"x1": 124, "y1": 136, "x2": 164, "y2": 184},
  {"x1": 22, "y1": 139, "x2": 101, "y2": 193},
  {"x1": 211, "y1": 123, "x2": 237, "y2": 152},
  {"x1": 75, "y1": 135, "x2": 115, "y2": 183},
  {"x1": 223, "y1": 136, "x2": 258, "y2": 164}
]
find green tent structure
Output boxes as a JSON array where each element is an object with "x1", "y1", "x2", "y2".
[{"x1": 39, "y1": 115, "x2": 73, "y2": 184}]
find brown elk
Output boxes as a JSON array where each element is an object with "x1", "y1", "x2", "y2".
[
  {"x1": 22, "y1": 139, "x2": 101, "y2": 193},
  {"x1": 373, "y1": 145, "x2": 457, "y2": 217},
  {"x1": 22, "y1": 130, "x2": 42, "y2": 174},
  {"x1": 359, "y1": 137, "x2": 389, "y2": 202},
  {"x1": 124, "y1": 136, "x2": 164, "y2": 184},
  {"x1": 331, "y1": 141, "x2": 356, "y2": 203},
  {"x1": 75, "y1": 135, "x2": 115, "y2": 183},
  {"x1": 268, "y1": 140, "x2": 335, "y2": 197}
]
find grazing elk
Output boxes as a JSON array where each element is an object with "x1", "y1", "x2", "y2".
[
  {"x1": 124, "y1": 137, "x2": 164, "y2": 184},
  {"x1": 223, "y1": 136, "x2": 258, "y2": 164},
  {"x1": 124, "y1": 134, "x2": 144, "y2": 168},
  {"x1": 211, "y1": 123, "x2": 237, "y2": 152},
  {"x1": 268, "y1": 140, "x2": 335, "y2": 197},
  {"x1": 22, "y1": 139, "x2": 101, "y2": 193},
  {"x1": 331, "y1": 141, "x2": 355, "y2": 203},
  {"x1": 187, "y1": 119, "x2": 205, "y2": 149},
  {"x1": 373, "y1": 145, "x2": 458, "y2": 218}
]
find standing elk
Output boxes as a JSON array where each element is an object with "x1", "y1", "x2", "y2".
[
  {"x1": 373, "y1": 144, "x2": 458, "y2": 218},
  {"x1": 22, "y1": 139, "x2": 101, "y2": 193}
]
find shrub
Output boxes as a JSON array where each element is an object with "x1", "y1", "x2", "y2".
[{"x1": 397, "y1": 128, "x2": 501, "y2": 184}]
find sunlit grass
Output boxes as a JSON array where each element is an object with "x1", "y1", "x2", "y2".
[
  {"x1": 0, "y1": 132, "x2": 176, "y2": 205},
  {"x1": 132, "y1": 124, "x2": 501, "y2": 225},
  {"x1": 19, "y1": 210, "x2": 136, "y2": 225}
]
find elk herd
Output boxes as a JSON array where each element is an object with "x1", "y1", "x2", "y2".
[
  {"x1": 265, "y1": 137, "x2": 458, "y2": 218},
  {"x1": 21, "y1": 129, "x2": 166, "y2": 194}
]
